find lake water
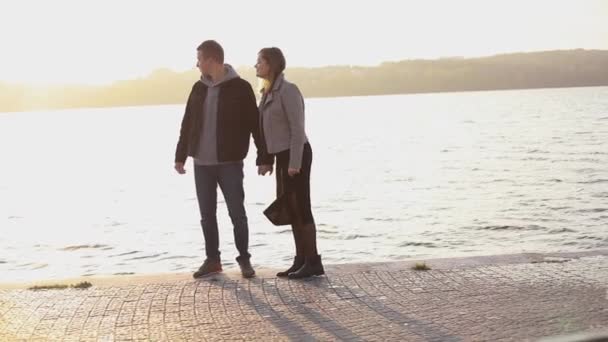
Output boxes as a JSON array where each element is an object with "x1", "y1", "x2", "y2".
[{"x1": 1, "y1": 86, "x2": 607, "y2": 282}]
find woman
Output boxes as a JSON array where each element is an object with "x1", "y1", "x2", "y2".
[{"x1": 255, "y1": 47, "x2": 324, "y2": 279}]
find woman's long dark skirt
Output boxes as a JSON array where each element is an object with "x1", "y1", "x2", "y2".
[{"x1": 274, "y1": 143, "x2": 315, "y2": 225}]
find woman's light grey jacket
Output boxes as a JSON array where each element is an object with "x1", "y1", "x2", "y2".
[{"x1": 259, "y1": 74, "x2": 309, "y2": 169}]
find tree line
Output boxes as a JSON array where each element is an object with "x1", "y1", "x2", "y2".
[{"x1": 1, "y1": 49, "x2": 607, "y2": 113}]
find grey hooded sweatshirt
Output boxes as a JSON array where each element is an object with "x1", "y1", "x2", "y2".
[{"x1": 194, "y1": 64, "x2": 240, "y2": 165}]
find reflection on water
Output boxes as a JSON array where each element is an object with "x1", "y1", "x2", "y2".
[{"x1": 1, "y1": 86, "x2": 607, "y2": 281}]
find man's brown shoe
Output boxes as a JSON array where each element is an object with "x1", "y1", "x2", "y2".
[
  {"x1": 193, "y1": 258, "x2": 222, "y2": 278},
  {"x1": 236, "y1": 256, "x2": 255, "y2": 278}
]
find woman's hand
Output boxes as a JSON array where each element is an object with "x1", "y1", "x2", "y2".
[
  {"x1": 288, "y1": 168, "x2": 300, "y2": 177},
  {"x1": 258, "y1": 165, "x2": 273, "y2": 176}
]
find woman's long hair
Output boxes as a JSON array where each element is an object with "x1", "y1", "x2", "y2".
[{"x1": 258, "y1": 47, "x2": 286, "y2": 94}]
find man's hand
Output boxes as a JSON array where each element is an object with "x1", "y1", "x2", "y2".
[
  {"x1": 288, "y1": 168, "x2": 300, "y2": 177},
  {"x1": 174, "y1": 162, "x2": 186, "y2": 174},
  {"x1": 258, "y1": 165, "x2": 273, "y2": 176}
]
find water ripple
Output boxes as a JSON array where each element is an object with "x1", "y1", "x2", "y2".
[
  {"x1": 549, "y1": 206, "x2": 571, "y2": 210},
  {"x1": 126, "y1": 252, "x2": 168, "y2": 261},
  {"x1": 110, "y1": 250, "x2": 140, "y2": 257},
  {"x1": 548, "y1": 228, "x2": 577, "y2": 234},
  {"x1": 30, "y1": 263, "x2": 48, "y2": 270},
  {"x1": 60, "y1": 244, "x2": 111, "y2": 251},
  {"x1": 334, "y1": 234, "x2": 380, "y2": 240},
  {"x1": 363, "y1": 217, "x2": 403, "y2": 222},
  {"x1": 398, "y1": 241, "x2": 437, "y2": 248},
  {"x1": 577, "y1": 208, "x2": 608, "y2": 213},
  {"x1": 390, "y1": 177, "x2": 414, "y2": 183},
  {"x1": 156, "y1": 255, "x2": 198, "y2": 261},
  {"x1": 579, "y1": 179, "x2": 608, "y2": 184},
  {"x1": 474, "y1": 225, "x2": 546, "y2": 231},
  {"x1": 576, "y1": 235, "x2": 604, "y2": 241},
  {"x1": 527, "y1": 149, "x2": 550, "y2": 154}
]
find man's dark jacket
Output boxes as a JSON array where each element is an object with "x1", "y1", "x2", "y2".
[{"x1": 175, "y1": 78, "x2": 272, "y2": 165}]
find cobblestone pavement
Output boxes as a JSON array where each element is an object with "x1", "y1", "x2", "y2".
[{"x1": 1, "y1": 251, "x2": 607, "y2": 341}]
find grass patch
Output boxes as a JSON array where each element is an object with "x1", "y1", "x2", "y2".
[
  {"x1": 28, "y1": 284, "x2": 69, "y2": 291},
  {"x1": 412, "y1": 262, "x2": 431, "y2": 271},
  {"x1": 72, "y1": 281, "x2": 93, "y2": 289},
  {"x1": 28, "y1": 281, "x2": 92, "y2": 291}
]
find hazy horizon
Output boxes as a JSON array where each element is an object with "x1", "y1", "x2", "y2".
[
  {"x1": 1, "y1": 0, "x2": 607, "y2": 86},
  {"x1": 2, "y1": 48, "x2": 604, "y2": 88},
  {"x1": 2, "y1": 49, "x2": 608, "y2": 113}
]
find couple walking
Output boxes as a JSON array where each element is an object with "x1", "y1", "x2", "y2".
[{"x1": 174, "y1": 40, "x2": 323, "y2": 279}]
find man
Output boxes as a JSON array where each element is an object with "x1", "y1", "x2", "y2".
[{"x1": 174, "y1": 40, "x2": 271, "y2": 278}]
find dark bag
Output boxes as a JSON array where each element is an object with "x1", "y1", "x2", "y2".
[{"x1": 263, "y1": 194, "x2": 293, "y2": 226}]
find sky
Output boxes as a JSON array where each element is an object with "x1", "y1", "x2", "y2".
[{"x1": 1, "y1": 0, "x2": 607, "y2": 85}]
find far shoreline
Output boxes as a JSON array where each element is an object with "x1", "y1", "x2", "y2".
[{"x1": 1, "y1": 84, "x2": 606, "y2": 115}]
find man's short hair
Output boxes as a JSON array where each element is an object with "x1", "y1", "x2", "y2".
[{"x1": 197, "y1": 40, "x2": 224, "y2": 64}]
